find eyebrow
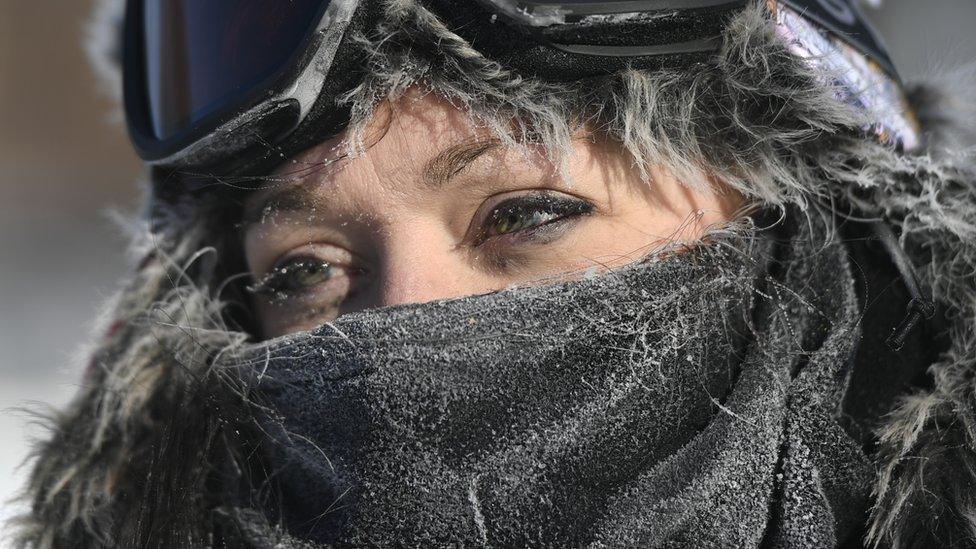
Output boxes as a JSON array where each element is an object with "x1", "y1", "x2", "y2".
[
  {"x1": 242, "y1": 137, "x2": 504, "y2": 229},
  {"x1": 422, "y1": 138, "x2": 502, "y2": 188},
  {"x1": 242, "y1": 183, "x2": 320, "y2": 228}
]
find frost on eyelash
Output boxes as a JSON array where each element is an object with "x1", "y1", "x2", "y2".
[{"x1": 247, "y1": 259, "x2": 335, "y2": 299}]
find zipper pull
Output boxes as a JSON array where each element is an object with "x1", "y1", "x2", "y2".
[{"x1": 869, "y1": 220, "x2": 937, "y2": 351}]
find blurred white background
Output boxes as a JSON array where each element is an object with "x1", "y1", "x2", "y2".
[{"x1": 1, "y1": 0, "x2": 974, "y2": 543}]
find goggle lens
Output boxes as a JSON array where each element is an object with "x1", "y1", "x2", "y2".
[{"x1": 139, "y1": 0, "x2": 328, "y2": 141}]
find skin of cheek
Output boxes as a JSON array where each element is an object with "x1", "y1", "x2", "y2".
[{"x1": 257, "y1": 296, "x2": 347, "y2": 338}]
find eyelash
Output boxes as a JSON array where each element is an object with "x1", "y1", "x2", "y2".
[
  {"x1": 472, "y1": 191, "x2": 594, "y2": 246},
  {"x1": 249, "y1": 191, "x2": 594, "y2": 302},
  {"x1": 248, "y1": 258, "x2": 356, "y2": 302}
]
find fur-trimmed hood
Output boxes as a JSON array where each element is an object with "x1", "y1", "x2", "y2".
[{"x1": 8, "y1": 1, "x2": 976, "y2": 547}]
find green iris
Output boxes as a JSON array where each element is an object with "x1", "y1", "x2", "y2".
[{"x1": 250, "y1": 258, "x2": 334, "y2": 297}]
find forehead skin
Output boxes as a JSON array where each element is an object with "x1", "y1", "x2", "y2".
[{"x1": 247, "y1": 90, "x2": 556, "y2": 217}]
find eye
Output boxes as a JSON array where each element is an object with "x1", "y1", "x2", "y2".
[
  {"x1": 248, "y1": 256, "x2": 348, "y2": 300},
  {"x1": 474, "y1": 191, "x2": 594, "y2": 245}
]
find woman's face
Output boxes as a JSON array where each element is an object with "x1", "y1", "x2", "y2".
[{"x1": 243, "y1": 90, "x2": 742, "y2": 338}]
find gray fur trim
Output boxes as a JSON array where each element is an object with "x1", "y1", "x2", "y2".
[
  {"x1": 857, "y1": 70, "x2": 976, "y2": 547},
  {"x1": 8, "y1": 0, "x2": 976, "y2": 546},
  {"x1": 340, "y1": 2, "x2": 863, "y2": 205},
  {"x1": 7, "y1": 197, "x2": 256, "y2": 547},
  {"x1": 86, "y1": 0, "x2": 124, "y2": 104}
]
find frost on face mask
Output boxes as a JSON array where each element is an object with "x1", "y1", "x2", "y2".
[{"x1": 220, "y1": 212, "x2": 870, "y2": 546}]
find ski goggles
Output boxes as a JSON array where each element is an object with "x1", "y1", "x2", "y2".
[{"x1": 123, "y1": 0, "x2": 917, "y2": 174}]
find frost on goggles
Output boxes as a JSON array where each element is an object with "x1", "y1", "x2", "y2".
[{"x1": 139, "y1": 0, "x2": 328, "y2": 141}]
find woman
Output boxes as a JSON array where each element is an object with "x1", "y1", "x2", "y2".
[{"x1": 12, "y1": 0, "x2": 976, "y2": 547}]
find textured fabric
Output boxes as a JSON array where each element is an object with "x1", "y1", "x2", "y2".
[{"x1": 223, "y1": 215, "x2": 873, "y2": 547}]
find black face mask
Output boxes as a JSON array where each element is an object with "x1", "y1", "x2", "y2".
[{"x1": 230, "y1": 220, "x2": 873, "y2": 547}]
